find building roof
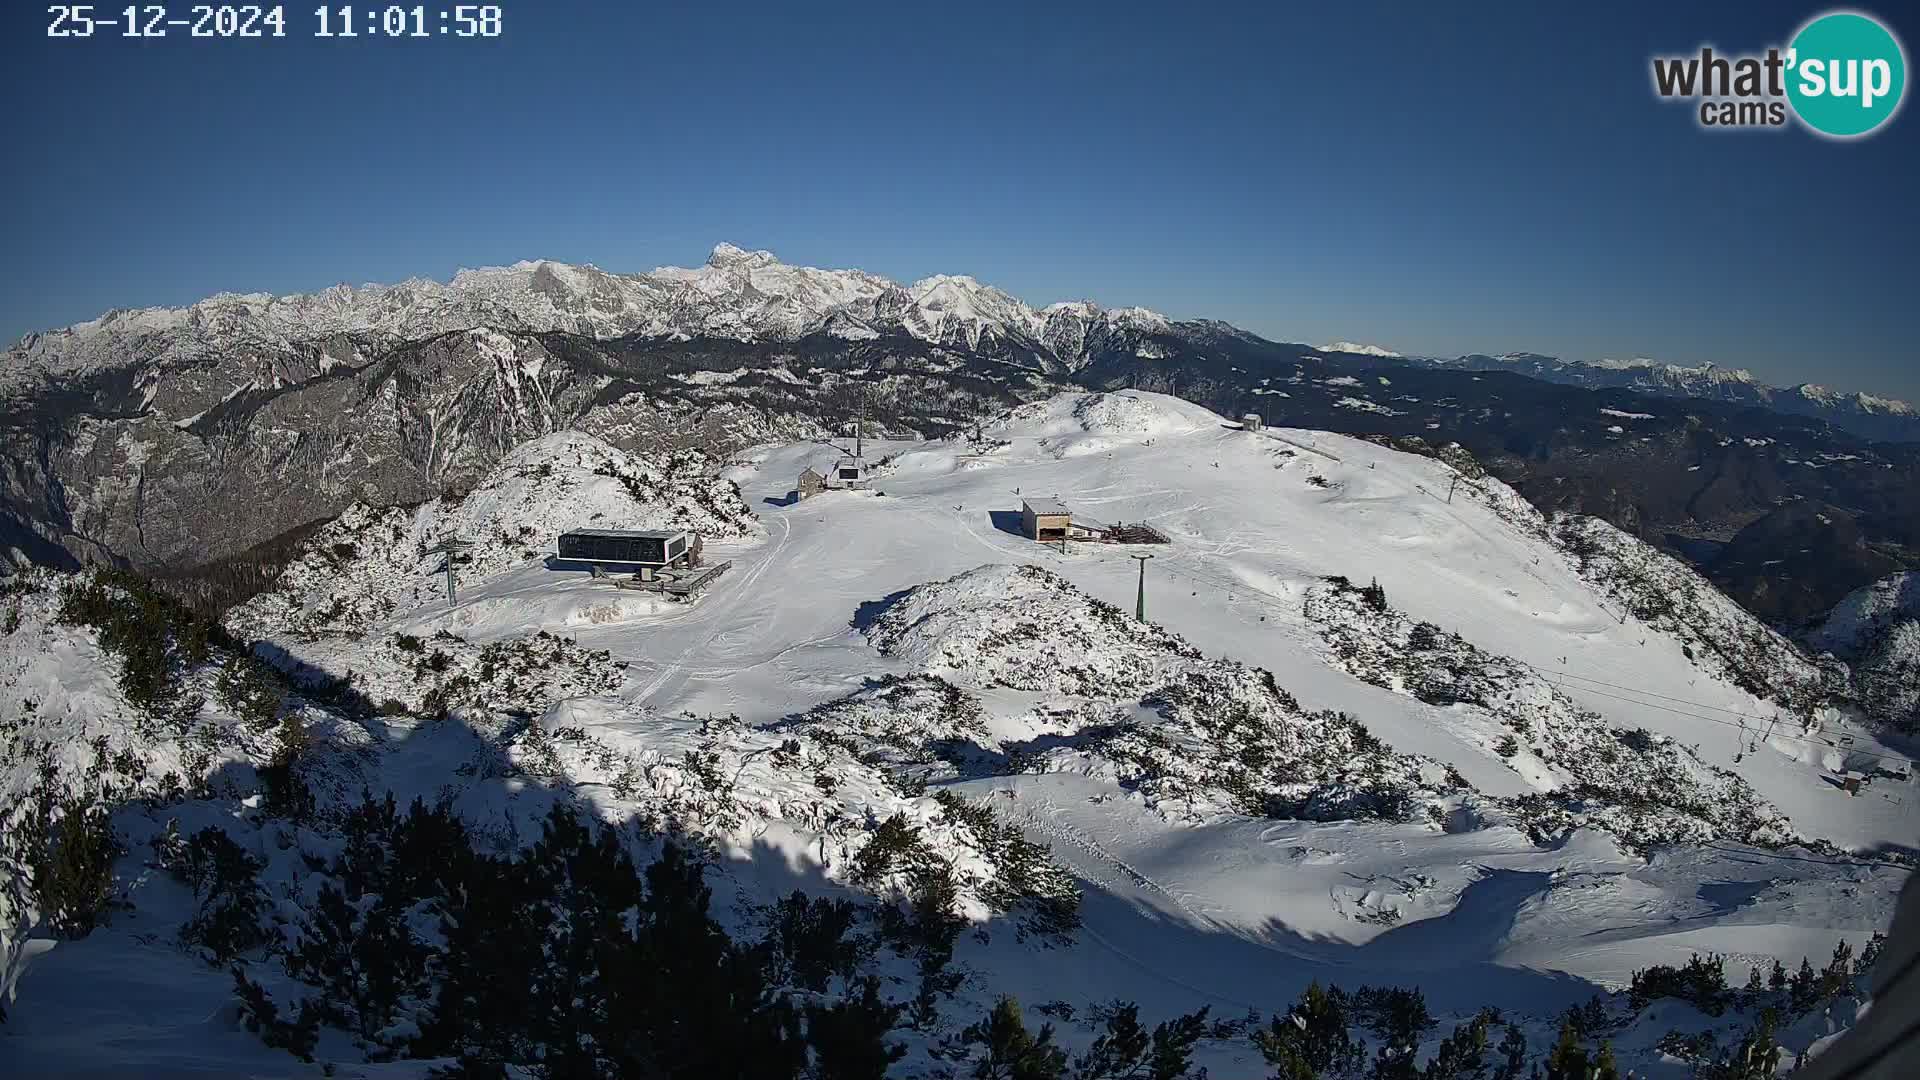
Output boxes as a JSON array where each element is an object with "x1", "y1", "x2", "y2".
[
  {"x1": 1024, "y1": 498, "x2": 1071, "y2": 516},
  {"x1": 799, "y1": 466, "x2": 824, "y2": 479},
  {"x1": 560, "y1": 528, "x2": 688, "y2": 540}
]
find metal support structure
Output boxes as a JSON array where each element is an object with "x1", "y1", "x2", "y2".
[
  {"x1": 425, "y1": 537, "x2": 476, "y2": 609},
  {"x1": 1131, "y1": 553, "x2": 1155, "y2": 623}
]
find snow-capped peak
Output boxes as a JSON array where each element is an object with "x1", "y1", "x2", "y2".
[
  {"x1": 1318, "y1": 341, "x2": 1403, "y2": 358},
  {"x1": 705, "y1": 241, "x2": 781, "y2": 269},
  {"x1": 1800, "y1": 385, "x2": 1918, "y2": 416},
  {"x1": 3, "y1": 244, "x2": 1183, "y2": 388}
]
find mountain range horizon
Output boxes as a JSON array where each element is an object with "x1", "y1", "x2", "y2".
[{"x1": 7, "y1": 241, "x2": 1913, "y2": 420}]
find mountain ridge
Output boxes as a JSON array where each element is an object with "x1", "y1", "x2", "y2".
[
  {"x1": 1391, "y1": 351, "x2": 1919, "y2": 442},
  {"x1": 14, "y1": 246, "x2": 1914, "y2": 441},
  {"x1": 1, "y1": 244, "x2": 1178, "y2": 394}
]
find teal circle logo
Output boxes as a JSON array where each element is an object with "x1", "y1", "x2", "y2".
[{"x1": 1787, "y1": 11, "x2": 1907, "y2": 137}]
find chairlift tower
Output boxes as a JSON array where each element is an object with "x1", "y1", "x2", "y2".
[
  {"x1": 1131, "y1": 553, "x2": 1155, "y2": 623},
  {"x1": 425, "y1": 537, "x2": 476, "y2": 608}
]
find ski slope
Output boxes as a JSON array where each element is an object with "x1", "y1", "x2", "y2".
[
  {"x1": 398, "y1": 392, "x2": 1911, "y2": 853},
  {"x1": 4, "y1": 391, "x2": 1911, "y2": 1076}
]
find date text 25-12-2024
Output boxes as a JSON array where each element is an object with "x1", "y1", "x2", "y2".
[{"x1": 47, "y1": 5, "x2": 504, "y2": 39}]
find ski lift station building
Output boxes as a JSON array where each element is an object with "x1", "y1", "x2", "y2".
[
  {"x1": 1021, "y1": 498, "x2": 1113, "y2": 542},
  {"x1": 1022, "y1": 498, "x2": 1073, "y2": 541},
  {"x1": 555, "y1": 528, "x2": 697, "y2": 578},
  {"x1": 830, "y1": 454, "x2": 869, "y2": 489}
]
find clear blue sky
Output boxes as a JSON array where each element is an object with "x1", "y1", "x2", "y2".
[{"x1": 6, "y1": 1, "x2": 1917, "y2": 399}]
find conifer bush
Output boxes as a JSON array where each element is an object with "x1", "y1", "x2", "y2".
[{"x1": 24, "y1": 796, "x2": 120, "y2": 938}]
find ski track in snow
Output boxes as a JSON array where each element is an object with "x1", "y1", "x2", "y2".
[{"x1": 634, "y1": 513, "x2": 793, "y2": 705}]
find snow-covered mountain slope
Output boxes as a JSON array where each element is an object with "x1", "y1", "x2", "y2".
[
  {"x1": 1807, "y1": 572, "x2": 1920, "y2": 656},
  {"x1": 0, "y1": 570, "x2": 1090, "y2": 1069},
  {"x1": 1545, "y1": 516, "x2": 1837, "y2": 715},
  {"x1": 228, "y1": 431, "x2": 756, "y2": 639},
  {"x1": 223, "y1": 389, "x2": 1906, "y2": 851},
  {"x1": 3, "y1": 391, "x2": 1911, "y2": 1076},
  {"x1": 1805, "y1": 573, "x2": 1920, "y2": 738},
  {"x1": 835, "y1": 563, "x2": 1461, "y2": 823},
  {"x1": 1301, "y1": 577, "x2": 1794, "y2": 850},
  {"x1": 979, "y1": 390, "x2": 1224, "y2": 458}
]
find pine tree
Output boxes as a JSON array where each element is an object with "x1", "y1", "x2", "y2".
[
  {"x1": 177, "y1": 827, "x2": 269, "y2": 962},
  {"x1": 1854, "y1": 932, "x2": 1885, "y2": 984},
  {"x1": 1590, "y1": 1042, "x2": 1620, "y2": 1080},
  {"x1": 1362, "y1": 578, "x2": 1389, "y2": 613},
  {"x1": 1819, "y1": 939, "x2": 1855, "y2": 1000},
  {"x1": 1789, "y1": 957, "x2": 1818, "y2": 1012},
  {"x1": 1424, "y1": 1011, "x2": 1495, "y2": 1080},
  {"x1": 769, "y1": 890, "x2": 860, "y2": 993},
  {"x1": 288, "y1": 882, "x2": 425, "y2": 1040},
  {"x1": 962, "y1": 997, "x2": 1067, "y2": 1080},
  {"x1": 805, "y1": 976, "x2": 906, "y2": 1080},
  {"x1": 1715, "y1": 1009, "x2": 1782, "y2": 1080},
  {"x1": 1540, "y1": 1018, "x2": 1587, "y2": 1080},
  {"x1": 26, "y1": 797, "x2": 120, "y2": 939},
  {"x1": 1491, "y1": 1023, "x2": 1527, "y2": 1080},
  {"x1": 1256, "y1": 982, "x2": 1361, "y2": 1080},
  {"x1": 232, "y1": 966, "x2": 321, "y2": 1063},
  {"x1": 1071, "y1": 1002, "x2": 1209, "y2": 1080}
]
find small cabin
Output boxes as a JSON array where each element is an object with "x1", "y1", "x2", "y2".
[
  {"x1": 1022, "y1": 498, "x2": 1072, "y2": 541},
  {"x1": 1242, "y1": 413, "x2": 1264, "y2": 432},
  {"x1": 797, "y1": 467, "x2": 826, "y2": 501},
  {"x1": 556, "y1": 529, "x2": 694, "y2": 578}
]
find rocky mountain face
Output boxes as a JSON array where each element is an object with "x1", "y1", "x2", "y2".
[
  {"x1": 3, "y1": 245, "x2": 1916, "y2": 629},
  {"x1": 1803, "y1": 572, "x2": 1920, "y2": 737},
  {"x1": 0, "y1": 245, "x2": 1181, "y2": 575},
  {"x1": 1396, "y1": 351, "x2": 1920, "y2": 444}
]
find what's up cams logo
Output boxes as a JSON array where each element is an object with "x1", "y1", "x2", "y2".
[{"x1": 1652, "y1": 9, "x2": 1906, "y2": 137}]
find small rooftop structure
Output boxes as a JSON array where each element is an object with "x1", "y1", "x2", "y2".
[{"x1": 1242, "y1": 413, "x2": 1264, "y2": 432}]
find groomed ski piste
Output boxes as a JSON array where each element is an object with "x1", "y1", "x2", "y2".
[{"x1": 2, "y1": 390, "x2": 1911, "y2": 1076}]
